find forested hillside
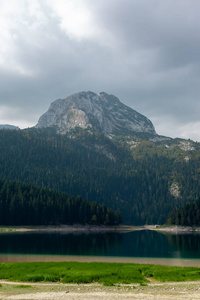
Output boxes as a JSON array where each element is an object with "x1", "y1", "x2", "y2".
[
  {"x1": 0, "y1": 179, "x2": 121, "y2": 225},
  {"x1": 0, "y1": 128, "x2": 199, "y2": 224},
  {"x1": 166, "y1": 199, "x2": 200, "y2": 226}
]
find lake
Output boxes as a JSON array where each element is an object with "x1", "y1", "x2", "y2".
[{"x1": 1, "y1": 230, "x2": 200, "y2": 264}]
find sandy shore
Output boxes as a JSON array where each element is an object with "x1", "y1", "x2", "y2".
[
  {"x1": 0, "y1": 225, "x2": 139, "y2": 233},
  {"x1": 1, "y1": 224, "x2": 200, "y2": 233},
  {"x1": 1, "y1": 281, "x2": 200, "y2": 300},
  {"x1": 1, "y1": 254, "x2": 200, "y2": 267},
  {"x1": 155, "y1": 225, "x2": 200, "y2": 233}
]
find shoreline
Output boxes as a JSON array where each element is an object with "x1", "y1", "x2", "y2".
[
  {"x1": 0, "y1": 224, "x2": 138, "y2": 233},
  {"x1": 1, "y1": 254, "x2": 200, "y2": 267},
  {"x1": 0, "y1": 224, "x2": 200, "y2": 233}
]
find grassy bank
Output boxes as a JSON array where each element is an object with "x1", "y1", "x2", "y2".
[{"x1": 1, "y1": 262, "x2": 200, "y2": 285}]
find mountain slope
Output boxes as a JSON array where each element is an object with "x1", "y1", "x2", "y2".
[
  {"x1": 0, "y1": 128, "x2": 199, "y2": 224},
  {"x1": 35, "y1": 91, "x2": 157, "y2": 138}
]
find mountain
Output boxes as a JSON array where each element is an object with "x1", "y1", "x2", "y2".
[
  {"x1": 0, "y1": 124, "x2": 20, "y2": 130},
  {"x1": 0, "y1": 91, "x2": 199, "y2": 225},
  {"x1": 35, "y1": 91, "x2": 158, "y2": 139}
]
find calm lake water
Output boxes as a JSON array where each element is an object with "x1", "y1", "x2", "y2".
[{"x1": 1, "y1": 230, "x2": 200, "y2": 260}]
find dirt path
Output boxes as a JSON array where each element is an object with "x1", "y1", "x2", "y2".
[
  {"x1": 1, "y1": 281, "x2": 200, "y2": 300},
  {"x1": 5, "y1": 291, "x2": 200, "y2": 300}
]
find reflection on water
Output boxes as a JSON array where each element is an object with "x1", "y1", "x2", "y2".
[
  {"x1": 166, "y1": 233, "x2": 200, "y2": 259},
  {"x1": 0, "y1": 232, "x2": 122, "y2": 256},
  {"x1": 1, "y1": 230, "x2": 200, "y2": 259}
]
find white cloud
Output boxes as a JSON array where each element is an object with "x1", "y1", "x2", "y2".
[
  {"x1": 48, "y1": 0, "x2": 94, "y2": 40},
  {"x1": 47, "y1": 0, "x2": 116, "y2": 48},
  {"x1": 0, "y1": 105, "x2": 34, "y2": 128},
  {"x1": 152, "y1": 114, "x2": 200, "y2": 142},
  {"x1": 177, "y1": 122, "x2": 200, "y2": 142},
  {"x1": 0, "y1": 0, "x2": 53, "y2": 76}
]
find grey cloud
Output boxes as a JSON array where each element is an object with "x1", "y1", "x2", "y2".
[
  {"x1": 1, "y1": 0, "x2": 200, "y2": 140},
  {"x1": 90, "y1": 0, "x2": 200, "y2": 72},
  {"x1": 87, "y1": 1, "x2": 200, "y2": 124}
]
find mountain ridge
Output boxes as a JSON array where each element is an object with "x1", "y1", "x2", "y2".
[{"x1": 0, "y1": 124, "x2": 20, "y2": 130}]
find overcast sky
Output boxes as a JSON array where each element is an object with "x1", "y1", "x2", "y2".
[{"x1": 0, "y1": 0, "x2": 200, "y2": 140}]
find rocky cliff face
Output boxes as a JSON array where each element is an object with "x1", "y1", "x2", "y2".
[{"x1": 35, "y1": 91, "x2": 157, "y2": 137}]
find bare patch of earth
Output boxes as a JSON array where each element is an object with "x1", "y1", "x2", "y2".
[{"x1": 0, "y1": 281, "x2": 200, "y2": 300}]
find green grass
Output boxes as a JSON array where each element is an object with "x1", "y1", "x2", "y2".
[
  {"x1": 13, "y1": 285, "x2": 32, "y2": 288},
  {"x1": 0, "y1": 262, "x2": 200, "y2": 285}
]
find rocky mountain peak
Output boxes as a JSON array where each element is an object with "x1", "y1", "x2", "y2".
[{"x1": 35, "y1": 91, "x2": 157, "y2": 137}]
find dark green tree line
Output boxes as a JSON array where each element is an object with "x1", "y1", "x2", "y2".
[
  {"x1": 166, "y1": 199, "x2": 200, "y2": 226},
  {"x1": 0, "y1": 179, "x2": 122, "y2": 226}
]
